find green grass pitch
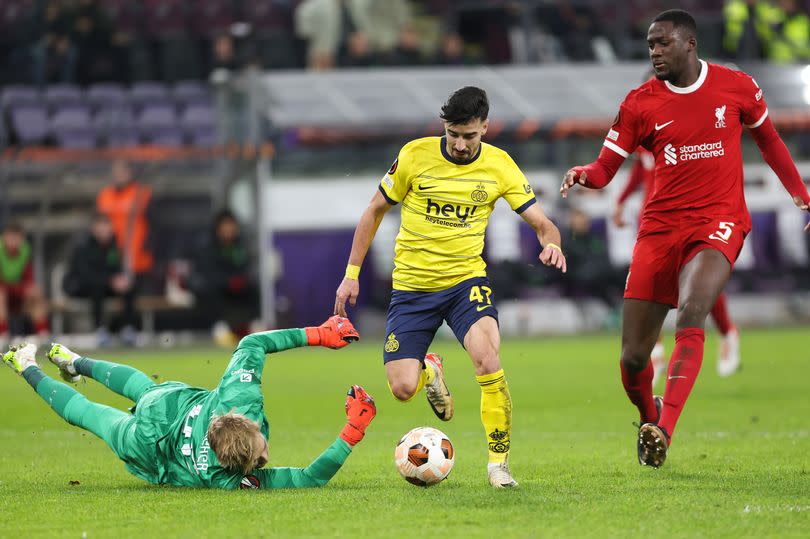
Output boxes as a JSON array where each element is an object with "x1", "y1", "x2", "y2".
[{"x1": 0, "y1": 328, "x2": 808, "y2": 538}]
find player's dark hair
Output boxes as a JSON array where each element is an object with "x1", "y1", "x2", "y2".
[
  {"x1": 652, "y1": 9, "x2": 697, "y2": 38},
  {"x1": 440, "y1": 86, "x2": 489, "y2": 125}
]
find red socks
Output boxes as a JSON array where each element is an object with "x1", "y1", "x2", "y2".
[
  {"x1": 620, "y1": 360, "x2": 658, "y2": 424},
  {"x1": 710, "y1": 293, "x2": 734, "y2": 335},
  {"x1": 658, "y1": 328, "x2": 705, "y2": 440}
]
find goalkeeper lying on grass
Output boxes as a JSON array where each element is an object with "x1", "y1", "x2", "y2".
[{"x1": 3, "y1": 316, "x2": 376, "y2": 489}]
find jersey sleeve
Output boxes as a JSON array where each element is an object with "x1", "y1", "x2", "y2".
[
  {"x1": 214, "y1": 329, "x2": 307, "y2": 414},
  {"x1": 241, "y1": 437, "x2": 352, "y2": 490},
  {"x1": 499, "y1": 153, "x2": 537, "y2": 214},
  {"x1": 739, "y1": 73, "x2": 769, "y2": 128},
  {"x1": 603, "y1": 95, "x2": 644, "y2": 158},
  {"x1": 378, "y1": 146, "x2": 413, "y2": 205}
]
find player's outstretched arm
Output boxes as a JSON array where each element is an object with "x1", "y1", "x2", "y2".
[
  {"x1": 520, "y1": 204, "x2": 567, "y2": 274},
  {"x1": 335, "y1": 190, "x2": 393, "y2": 317},
  {"x1": 561, "y1": 145, "x2": 627, "y2": 198},
  {"x1": 748, "y1": 116, "x2": 810, "y2": 232},
  {"x1": 245, "y1": 386, "x2": 376, "y2": 489}
]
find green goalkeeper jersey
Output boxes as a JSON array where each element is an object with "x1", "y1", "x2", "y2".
[{"x1": 129, "y1": 328, "x2": 352, "y2": 489}]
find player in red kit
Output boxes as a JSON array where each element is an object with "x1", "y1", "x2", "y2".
[
  {"x1": 561, "y1": 9, "x2": 810, "y2": 468},
  {"x1": 615, "y1": 147, "x2": 741, "y2": 381}
]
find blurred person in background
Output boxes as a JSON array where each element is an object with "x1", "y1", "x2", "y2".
[
  {"x1": 295, "y1": 0, "x2": 412, "y2": 69},
  {"x1": 767, "y1": 0, "x2": 810, "y2": 63},
  {"x1": 722, "y1": 0, "x2": 780, "y2": 60},
  {"x1": 70, "y1": 0, "x2": 118, "y2": 84},
  {"x1": 0, "y1": 222, "x2": 49, "y2": 341},
  {"x1": 32, "y1": 0, "x2": 77, "y2": 85},
  {"x1": 63, "y1": 213, "x2": 138, "y2": 347},
  {"x1": 96, "y1": 160, "x2": 153, "y2": 282},
  {"x1": 434, "y1": 33, "x2": 475, "y2": 66},
  {"x1": 189, "y1": 210, "x2": 258, "y2": 348},
  {"x1": 561, "y1": 207, "x2": 623, "y2": 321}
]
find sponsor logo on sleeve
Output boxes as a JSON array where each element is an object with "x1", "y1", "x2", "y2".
[
  {"x1": 607, "y1": 128, "x2": 619, "y2": 141},
  {"x1": 387, "y1": 159, "x2": 398, "y2": 175},
  {"x1": 383, "y1": 174, "x2": 394, "y2": 189}
]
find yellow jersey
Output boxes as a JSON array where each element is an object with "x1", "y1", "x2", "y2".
[{"x1": 379, "y1": 136, "x2": 536, "y2": 291}]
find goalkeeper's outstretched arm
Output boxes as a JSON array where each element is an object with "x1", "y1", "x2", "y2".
[{"x1": 245, "y1": 386, "x2": 376, "y2": 489}]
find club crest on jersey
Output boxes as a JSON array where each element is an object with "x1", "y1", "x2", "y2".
[
  {"x1": 471, "y1": 183, "x2": 488, "y2": 203},
  {"x1": 715, "y1": 105, "x2": 726, "y2": 128}
]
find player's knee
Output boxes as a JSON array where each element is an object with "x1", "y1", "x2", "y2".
[
  {"x1": 676, "y1": 299, "x2": 710, "y2": 328},
  {"x1": 620, "y1": 346, "x2": 649, "y2": 372},
  {"x1": 474, "y1": 352, "x2": 501, "y2": 376},
  {"x1": 389, "y1": 379, "x2": 417, "y2": 401}
]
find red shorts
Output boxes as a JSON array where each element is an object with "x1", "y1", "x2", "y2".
[
  {"x1": 624, "y1": 218, "x2": 747, "y2": 307},
  {"x1": 0, "y1": 283, "x2": 29, "y2": 312}
]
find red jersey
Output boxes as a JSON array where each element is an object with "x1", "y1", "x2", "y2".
[
  {"x1": 618, "y1": 149, "x2": 655, "y2": 209},
  {"x1": 603, "y1": 60, "x2": 768, "y2": 233}
]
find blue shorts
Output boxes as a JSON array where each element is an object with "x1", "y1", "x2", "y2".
[{"x1": 383, "y1": 277, "x2": 499, "y2": 363}]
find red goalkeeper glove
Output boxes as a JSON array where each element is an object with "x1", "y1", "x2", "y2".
[
  {"x1": 340, "y1": 385, "x2": 376, "y2": 446},
  {"x1": 305, "y1": 315, "x2": 359, "y2": 349}
]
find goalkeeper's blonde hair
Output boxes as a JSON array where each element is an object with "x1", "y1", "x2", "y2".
[{"x1": 207, "y1": 412, "x2": 262, "y2": 474}]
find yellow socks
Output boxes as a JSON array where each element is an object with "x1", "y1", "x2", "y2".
[
  {"x1": 477, "y1": 369, "x2": 512, "y2": 464},
  {"x1": 388, "y1": 360, "x2": 436, "y2": 402}
]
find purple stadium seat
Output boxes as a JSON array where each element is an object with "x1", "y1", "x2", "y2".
[
  {"x1": 50, "y1": 106, "x2": 96, "y2": 149},
  {"x1": 86, "y1": 83, "x2": 128, "y2": 109},
  {"x1": 172, "y1": 81, "x2": 211, "y2": 106},
  {"x1": 1, "y1": 85, "x2": 40, "y2": 110},
  {"x1": 10, "y1": 105, "x2": 49, "y2": 144},
  {"x1": 180, "y1": 104, "x2": 216, "y2": 147},
  {"x1": 142, "y1": 0, "x2": 188, "y2": 38},
  {"x1": 94, "y1": 105, "x2": 137, "y2": 147},
  {"x1": 138, "y1": 103, "x2": 182, "y2": 145},
  {"x1": 44, "y1": 84, "x2": 84, "y2": 109},
  {"x1": 145, "y1": 127, "x2": 185, "y2": 146},
  {"x1": 129, "y1": 82, "x2": 171, "y2": 109},
  {"x1": 191, "y1": 0, "x2": 234, "y2": 37}
]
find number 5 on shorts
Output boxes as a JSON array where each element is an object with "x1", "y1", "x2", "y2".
[{"x1": 709, "y1": 221, "x2": 734, "y2": 244}]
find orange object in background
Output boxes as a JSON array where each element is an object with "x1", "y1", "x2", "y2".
[{"x1": 96, "y1": 160, "x2": 153, "y2": 275}]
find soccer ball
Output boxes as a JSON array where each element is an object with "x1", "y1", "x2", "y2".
[{"x1": 395, "y1": 427, "x2": 454, "y2": 486}]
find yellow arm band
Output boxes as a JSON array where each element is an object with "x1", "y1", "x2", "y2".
[
  {"x1": 345, "y1": 264, "x2": 361, "y2": 280},
  {"x1": 545, "y1": 243, "x2": 562, "y2": 253}
]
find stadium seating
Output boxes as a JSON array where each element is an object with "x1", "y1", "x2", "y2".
[{"x1": 2, "y1": 80, "x2": 215, "y2": 148}]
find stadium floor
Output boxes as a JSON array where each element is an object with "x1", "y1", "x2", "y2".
[{"x1": 1, "y1": 328, "x2": 807, "y2": 537}]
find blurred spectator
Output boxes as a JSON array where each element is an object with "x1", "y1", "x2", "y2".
[
  {"x1": 96, "y1": 160, "x2": 154, "y2": 279},
  {"x1": 434, "y1": 33, "x2": 475, "y2": 66},
  {"x1": 723, "y1": 0, "x2": 780, "y2": 60},
  {"x1": 768, "y1": 0, "x2": 810, "y2": 63},
  {"x1": 32, "y1": 0, "x2": 77, "y2": 85},
  {"x1": 561, "y1": 208, "x2": 624, "y2": 313},
  {"x1": 0, "y1": 222, "x2": 49, "y2": 339},
  {"x1": 63, "y1": 213, "x2": 137, "y2": 346},
  {"x1": 539, "y1": 0, "x2": 603, "y2": 61},
  {"x1": 188, "y1": 210, "x2": 258, "y2": 347},
  {"x1": 384, "y1": 25, "x2": 422, "y2": 66},
  {"x1": 70, "y1": 0, "x2": 123, "y2": 84},
  {"x1": 295, "y1": 0, "x2": 412, "y2": 69}
]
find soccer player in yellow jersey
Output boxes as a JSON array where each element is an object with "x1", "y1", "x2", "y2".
[{"x1": 334, "y1": 86, "x2": 567, "y2": 488}]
